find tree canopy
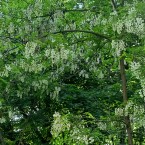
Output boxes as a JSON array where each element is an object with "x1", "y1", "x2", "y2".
[{"x1": 1, "y1": 0, "x2": 145, "y2": 144}]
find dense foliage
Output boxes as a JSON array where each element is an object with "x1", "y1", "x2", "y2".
[{"x1": 1, "y1": 0, "x2": 145, "y2": 144}]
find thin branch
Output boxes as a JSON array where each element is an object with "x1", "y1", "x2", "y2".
[
  {"x1": 3, "y1": 46, "x2": 19, "y2": 55},
  {"x1": 0, "y1": 35, "x2": 27, "y2": 44},
  {"x1": 64, "y1": 9, "x2": 89, "y2": 12},
  {"x1": 53, "y1": 30, "x2": 111, "y2": 41},
  {"x1": 69, "y1": 38, "x2": 89, "y2": 45},
  {"x1": 31, "y1": 9, "x2": 92, "y2": 20},
  {"x1": 3, "y1": 8, "x2": 93, "y2": 21}
]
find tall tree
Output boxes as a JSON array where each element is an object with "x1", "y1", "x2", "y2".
[{"x1": 1, "y1": 0, "x2": 145, "y2": 144}]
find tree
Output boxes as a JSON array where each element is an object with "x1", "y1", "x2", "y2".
[{"x1": 1, "y1": 0, "x2": 145, "y2": 144}]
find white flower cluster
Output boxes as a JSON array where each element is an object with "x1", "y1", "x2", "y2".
[
  {"x1": 31, "y1": 79, "x2": 49, "y2": 91},
  {"x1": 128, "y1": 7, "x2": 136, "y2": 15},
  {"x1": 112, "y1": 20, "x2": 124, "y2": 34},
  {"x1": 98, "y1": 122, "x2": 107, "y2": 130},
  {"x1": 115, "y1": 108, "x2": 124, "y2": 116},
  {"x1": 130, "y1": 61, "x2": 141, "y2": 79},
  {"x1": 50, "y1": 86, "x2": 61, "y2": 100},
  {"x1": 79, "y1": 69, "x2": 89, "y2": 79},
  {"x1": 45, "y1": 47, "x2": 74, "y2": 65},
  {"x1": 125, "y1": 17, "x2": 145, "y2": 37},
  {"x1": 8, "y1": 22, "x2": 15, "y2": 33},
  {"x1": 133, "y1": 105, "x2": 144, "y2": 116},
  {"x1": 32, "y1": 81, "x2": 41, "y2": 91},
  {"x1": 111, "y1": 40, "x2": 125, "y2": 57},
  {"x1": 26, "y1": 6, "x2": 33, "y2": 20},
  {"x1": 5, "y1": 64, "x2": 11, "y2": 71},
  {"x1": 70, "y1": 63, "x2": 78, "y2": 72},
  {"x1": 49, "y1": 10, "x2": 63, "y2": 31},
  {"x1": 70, "y1": 125, "x2": 94, "y2": 145},
  {"x1": 112, "y1": 5, "x2": 145, "y2": 37},
  {"x1": 131, "y1": 104, "x2": 145, "y2": 129},
  {"x1": 44, "y1": 42, "x2": 101, "y2": 79},
  {"x1": 138, "y1": 79, "x2": 145, "y2": 102},
  {"x1": 24, "y1": 42, "x2": 37, "y2": 59},
  {"x1": 51, "y1": 112, "x2": 70, "y2": 138},
  {"x1": 76, "y1": 135, "x2": 94, "y2": 145},
  {"x1": 34, "y1": 0, "x2": 43, "y2": 10},
  {"x1": 89, "y1": 64, "x2": 97, "y2": 75},
  {"x1": 134, "y1": 17, "x2": 144, "y2": 37},
  {"x1": 124, "y1": 101, "x2": 134, "y2": 116},
  {"x1": 135, "y1": 116, "x2": 145, "y2": 129},
  {"x1": 18, "y1": 59, "x2": 43, "y2": 73},
  {"x1": 124, "y1": 19, "x2": 134, "y2": 33},
  {"x1": 113, "y1": 16, "x2": 144, "y2": 37},
  {"x1": 24, "y1": 24, "x2": 31, "y2": 33},
  {"x1": 0, "y1": 117, "x2": 6, "y2": 123},
  {"x1": 0, "y1": 64, "x2": 11, "y2": 77}
]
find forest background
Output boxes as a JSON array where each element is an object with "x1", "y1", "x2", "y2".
[{"x1": 1, "y1": 0, "x2": 145, "y2": 144}]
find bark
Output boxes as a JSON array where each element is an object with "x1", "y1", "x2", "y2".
[{"x1": 120, "y1": 58, "x2": 133, "y2": 145}]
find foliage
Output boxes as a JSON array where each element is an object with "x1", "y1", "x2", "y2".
[{"x1": 1, "y1": 0, "x2": 145, "y2": 144}]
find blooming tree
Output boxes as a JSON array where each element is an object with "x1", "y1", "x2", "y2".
[{"x1": 0, "y1": 0, "x2": 145, "y2": 144}]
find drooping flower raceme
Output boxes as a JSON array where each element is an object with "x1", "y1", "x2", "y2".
[{"x1": 111, "y1": 40, "x2": 125, "y2": 57}]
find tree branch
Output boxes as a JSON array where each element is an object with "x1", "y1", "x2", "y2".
[
  {"x1": 53, "y1": 30, "x2": 111, "y2": 41},
  {"x1": 3, "y1": 46, "x2": 19, "y2": 55},
  {"x1": 64, "y1": 9, "x2": 89, "y2": 12}
]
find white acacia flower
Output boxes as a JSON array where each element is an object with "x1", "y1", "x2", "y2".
[
  {"x1": 111, "y1": 40, "x2": 125, "y2": 56},
  {"x1": 124, "y1": 19, "x2": 133, "y2": 33},
  {"x1": 24, "y1": 42, "x2": 37, "y2": 58},
  {"x1": 0, "y1": 117, "x2": 6, "y2": 123},
  {"x1": 115, "y1": 108, "x2": 124, "y2": 116},
  {"x1": 53, "y1": 112, "x2": 61, "y2": 118},
  {"x1": 134, "y1": 17, "x2": 144, "y2": 36},
  {"x1": 98, "y1": 122, "x2": 106, "y2": 130},
  {"x1": 130, "y1": 61, "x2": 140, "y2": 77},
  {"x1": 5, "y1": 65, "x2": 11, "y2": 71},
  {"x1": 128, "y1": 7, "x2": 136, "y2": 15},
  {"x1": 8, "y1": 22, "x2": 15, "y2": 33}
]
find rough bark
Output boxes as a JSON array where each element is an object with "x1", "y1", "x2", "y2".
[{"x1": 120, "y1": 58, "x2": 133, "y2": 145}]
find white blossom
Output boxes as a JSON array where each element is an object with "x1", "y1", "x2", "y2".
[
  {"x1": 115, "y1": 108, "x2": 124, "y2": 116},
  {"x1": 24, "y1": 42, "x2": 37, "y2": 59},
  {"x1": 111, "y1": 40, "x2": 125, "y2": 56}
]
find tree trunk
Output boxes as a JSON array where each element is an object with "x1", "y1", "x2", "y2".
[{"x1": 120, "y1": 58, "x2": 133, "y2": 145}]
